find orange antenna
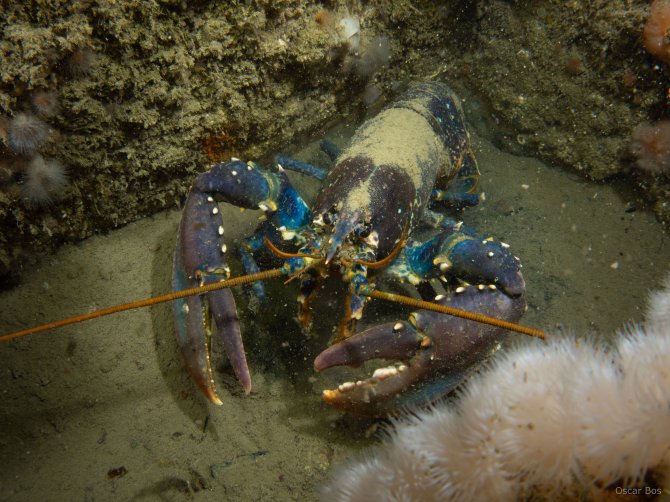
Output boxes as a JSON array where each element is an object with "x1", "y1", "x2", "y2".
[
  {"x1": 0, "y1": 268, "x2": 284, "y2": 342},
  {"x1": 1, "y1": 271, "x2": 544, "y2": 343},
  {"x1": 366, "y1": 289, "x2": 546, "y2": 339}
]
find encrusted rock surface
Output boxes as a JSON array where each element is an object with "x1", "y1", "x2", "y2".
[{"x1": 0, "y1": 0, "x2": 667, "y2": 284}]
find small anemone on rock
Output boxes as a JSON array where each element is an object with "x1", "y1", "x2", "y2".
[
  {"x1": 355, "y1": 36, "x2": 392, "y2": 79},
  {"x1": 644, "y1": 0, "x2": 670, "y2": 65},
  {"x1": 7, "y1": 113, "x2": 49, "y2": 155},
  {"x1": 630, "y1": 120, "x2": 670, "y2": 174},
  {"x1": 336, "y1": 15, "x2": 360, "y2": 53},
  {"x1": 21, "y1": 154, "x2": 68, "y2": 206},
  {"x1": 65, "y1": 48, "x2": 94, "y2": 78},
  {"x1": 31, "y1": 90, "x2": 59, "y2": 118}
]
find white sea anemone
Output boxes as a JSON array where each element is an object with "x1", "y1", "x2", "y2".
[
  {"x1": 21, "y1": 154, "x2": 68, "y2": 206},
  {"x1": 322, "y1": 276, "x2": 670, "y2": 500},
  {"x1": 336, "y1": 16, "x2": 360, "y2": 53},
  {"x1": 7, "y1": 113, "x2": 49, "y2": 155}
]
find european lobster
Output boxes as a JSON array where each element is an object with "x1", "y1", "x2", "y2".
[{"x1": 172, "y1": 82, "x2": 527, "y2": 417}]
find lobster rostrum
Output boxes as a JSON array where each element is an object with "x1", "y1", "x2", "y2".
[{"x1": 173, "y1": 82, "x2": 527, "y2": 416}]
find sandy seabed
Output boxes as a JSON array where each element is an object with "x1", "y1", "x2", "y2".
[{"x1": 1, "y1": 125, "x2": 668, "y2": 501}]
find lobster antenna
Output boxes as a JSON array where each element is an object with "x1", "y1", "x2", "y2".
[
  {"x1": 0, "y1": 270, "x2": 544, "y2": 342},
  {"x1": 0, "y1": 268, "x2": 284, "y2": 342},
  {"x1": 365, "y1": 289, "x2": 546, "y2": 339}
]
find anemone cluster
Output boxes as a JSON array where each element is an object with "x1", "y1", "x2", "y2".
[
  {"x1": 315, "y1": 10, "x2": 392, "y2": 109},
  {"x1": 1, "y1": 93, "x2": 67, "y2": 206},
  {"x1": 0, "y1": 48, "x2": 92, "y2": 207},
  {"x1": 631, "y1": 1, "x2": 670, "y2": 176},
  {"x1": 322, "y1": 276, "x2": 670, "y2": 501}
]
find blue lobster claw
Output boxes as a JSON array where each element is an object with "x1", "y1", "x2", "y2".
[{"x1": 397, "y1": 218, "x2": 526, "y2": 297}]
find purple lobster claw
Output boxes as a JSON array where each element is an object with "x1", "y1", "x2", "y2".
[
  {"x1": 172, "y1": 181, "x2": 251, "y2": 405},
  {"x1": 314, "y1": 286, "x2": 527, "y2": 416}
]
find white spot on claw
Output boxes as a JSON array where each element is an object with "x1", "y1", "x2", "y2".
[
  {"x1": 487, "y1": 251, "x2": 494, "y2": 258},
  {"x1": 434, "y1": 294, "x2": 444, "y2": 301},
  {"x1": 207, "y1": 196, "x2": 214, "y2": 202},
  {"x1": 501, "y1": 242, "x2": 510, "y2": 248},
  {"x1": 221, "y1": 244, "x2": 227, "y2": 253},
  {"x1": 372, "y1": 366, "x2": 398, "y2": 379},
  {"x1": 232, "y1": 170, "x2": 237, "y2": 176},
  {"x1": 455, "y1": 286, "x2": 465, "y2": 293},
  {"x1": 212, "y1": 207, "x2": 219, "y2": 215},
  {"x1": 393, "y1": 322, "x2": 403, "y2": 331},
  {"x1": 218, "y1": 226, "x2": 224, "y2": 235},
  {"x1": 181, "y1": 304, "x2": 189, "y2": 314}
]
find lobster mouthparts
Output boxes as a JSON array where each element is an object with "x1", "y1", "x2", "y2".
[{"x1": 314, "y1": 286, "x2": 527, "y2": 417}]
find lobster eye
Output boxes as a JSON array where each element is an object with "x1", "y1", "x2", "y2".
[
  {"x1": 358, "y1": 226, "x2": 371, "y2": 238},
  {"x1": 322, "y1": 212, "x2": 332, "y2": 225}
]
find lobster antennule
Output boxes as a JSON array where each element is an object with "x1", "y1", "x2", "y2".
[
  {"x1": 263, "y1": 236, "x2": 318, "y2": 260},
  {"x1": 325, "y1": 208, "x2": 363, "y2": 264}
]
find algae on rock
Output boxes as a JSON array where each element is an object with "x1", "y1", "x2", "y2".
[{"x1": 0, "y1": 0, "x2": 668, "y2": 285}]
